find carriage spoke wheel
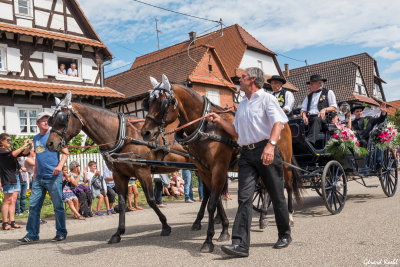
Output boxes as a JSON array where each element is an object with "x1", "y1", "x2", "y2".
[
  {"x1": 253, "y1": 181, "x2": 271, "y2": 212},
  {"x1": 321, "y1": 160, "x2": 347, "y2": 214},
  {"x1": 379, "y1": 149, "x2": 398, "y2": 197}
]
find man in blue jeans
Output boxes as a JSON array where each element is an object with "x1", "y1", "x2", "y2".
[
  {"x1": 18, "y1": 111, "x2": 69, "y2": 244},
  {"x1": 182, "y1": 170, "x2": 195, "y2": 203}
]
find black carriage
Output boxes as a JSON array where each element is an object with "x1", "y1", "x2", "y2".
[{"x1": 286, "y1": 116, "x2": 398, "y2": 214}]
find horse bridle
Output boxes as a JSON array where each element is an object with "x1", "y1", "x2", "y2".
[{"x1": 49, "y1": 107, "x2": 84, "y2": 147}]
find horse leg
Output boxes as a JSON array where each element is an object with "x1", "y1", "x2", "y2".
[
  {"x1": 216, "y1": 197, "x2": 230, "y2": 242},
  {"x1": 192, "y1": 184, "x2": 210, "y2": 231},
  {"x1": 140, "y1": 172, "x2": 171, "y2": 236},
  {"x1": 285, "y1": 166, "x2": 294, "y2": 227},
  {"x1": 109, "y1": 173, "x2": 128, "y2": 244},
  {"x1": 259, "y1": 189, "x2": 269, "y2": 229}
]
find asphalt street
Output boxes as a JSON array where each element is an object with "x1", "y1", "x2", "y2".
[{"x1": 0, "y1": 179, "x2": 399, "y2": 267}]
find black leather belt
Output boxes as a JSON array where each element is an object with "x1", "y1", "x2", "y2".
[{"x1": 242, "y1": 139, "x2": 269, "y2": 150}]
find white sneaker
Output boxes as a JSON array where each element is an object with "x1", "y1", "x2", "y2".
[{"x1": 185, "y1": 199, "x2": 194, "y2": 203}]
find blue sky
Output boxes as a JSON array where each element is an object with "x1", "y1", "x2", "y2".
[{"x1": 79, "y1": 0, "x2": 400, "y2": 101}]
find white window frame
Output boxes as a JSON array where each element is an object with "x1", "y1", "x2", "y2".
[
  {"x1": 0, "y1": 45, "x2": 7, "y2": 74},
  {"x1": 206, "y1": 88, "x2": 220, "y2": 106},
  {"x1": 14, "y1": 0, "x2": 33, "y2": 19},
  {"x1": 18, "y1": 108, "x2": 39, "y2": 134},
  {"x1": 54, "y1": 51, "x2": 83, "y2": 82}
]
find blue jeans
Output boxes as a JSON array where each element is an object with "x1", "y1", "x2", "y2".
[
  {"x1": 182, "y1": 170, "x2": 194, "y2": 201},
  {"x1": 16, "y1": 181, "x2": 28, "y2": 213},
  {"x1": 198, "y1": 177, "x2": 204, "y2": 200},
  {"x1": 25, "y1": 176, "x2": 67, "y2": 240}
]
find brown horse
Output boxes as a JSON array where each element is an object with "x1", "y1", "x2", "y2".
[
  {"x1": 45, "y1": 91, "x2": 224, "y2": 244},
  {"x1": 141, "y1": 75, "x2": 239, "y2": 252}
]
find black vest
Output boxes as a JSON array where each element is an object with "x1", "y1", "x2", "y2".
[
  {"x1": 307, "y1": 88, "x2": 330, "y2": 113},
  {"x1": 274, "y1": 88, "x2": 287, "y2": 108}
]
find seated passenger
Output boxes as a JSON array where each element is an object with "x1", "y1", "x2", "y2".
[
  {"x1": 67, "y1": 63, "x2": 78, "y2": 77},
  {"x1": 58, "y1": 64, "x2": 66, "y2": 75},
  {"x1": 267, "y1": 75, "x2": 295, "y2": 116},
  {"x1": 351, "y1": 102, "x2": 387, "y2": 148},
  {"x1": 300, "y1": 74, "x2": 338, "y2": 145}
]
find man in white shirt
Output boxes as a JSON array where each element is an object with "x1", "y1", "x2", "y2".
[
  {"x1": 67, "y1": 63, "x2": 78, "y2": 77},
  {"x1": 267, "y1": 75, "x2": 294, "y2": 116},
  {"x1": 207, "y1": 67, "x2": 291, "y2": 257},
  {"x1": 300, "y1": 74, "x2": 337, "y2": 145}
]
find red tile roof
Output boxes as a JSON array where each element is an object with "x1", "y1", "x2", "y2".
[
  {"x1": 352, "y1": 93, "x2": 379, "y2": 106},
  {"x1": 388, "y1": 100, "x2": 400, "y2": 116},
  {"x1": 0, "y1": 78, "x2": 124, "y2": 98},
  {"x1": 131, "y1": 24, "x2": 275, "y2": 78}
]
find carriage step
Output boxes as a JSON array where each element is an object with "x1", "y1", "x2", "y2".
[{"x1": 364, "y1": 184, "x2": 379, "y2": 188}]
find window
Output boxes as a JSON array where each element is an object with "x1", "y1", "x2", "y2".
[
  {"x1": 206, "y1": 88, "x2": 220, "y2": 105},
  {"x1": 16, "y1": 0, "x2": 32, "y2": 17},
  {"x1": 374, "y1": 83, "x2": 382, "y2": 99},
  {"x1": 0, "y1": 48, "x2": 4, "y2": 70},
  {"x1": 19, "y1": 109, "x2": 37, "y2": 134},
  {"x1": 58, "y1": 57, "x2": 79, "y2": 77}
]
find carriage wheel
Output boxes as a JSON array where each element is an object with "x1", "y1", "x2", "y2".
[
  {"x1": 321, "y1": 160, "x2": 347, "y2": 214},
  {"x1": 379, "y1": 149, "x2": 398, "y2": 197},
  {"x1": 252, "y1": 181, "x2": 271, "y2": 212}
]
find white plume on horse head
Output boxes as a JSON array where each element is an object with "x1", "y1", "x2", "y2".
[
  {"x1": 161, "y1": 74, "x2": 171, "y2": 91},
  {"x1": 55, "y1": 97, "x2": 61, "y2": 106},
  {"x1": 150, "y1": 76, "x2": 159, "y2": 89}
]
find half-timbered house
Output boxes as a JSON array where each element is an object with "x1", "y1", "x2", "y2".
[{"x1": 0, "y1": 0, "x2": 123, "y2": 135}]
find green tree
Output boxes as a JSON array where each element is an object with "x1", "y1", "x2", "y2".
[{"x1": 388, "y1": 109, "x2": 400, "y2": 146}]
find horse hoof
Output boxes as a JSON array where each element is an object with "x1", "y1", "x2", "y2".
[
  {"x1": 289, "y1": 221, "x2": 294, "y2": 227},
  {"x1": 161, "y1": 226, "x2": 171, "y2": 236},
  {"x1": 217, "y1": 233, "x2": 230, "y2": 242},
  {"x1": 108, "y1": 235, "x2": 121, "y2": 244},
  {"x1": 191, "y1": 223, "x2": 201, "y2": 231},
  {"x1": 200, "y1": 242, "x2": 214, "y2": 253},
  {"x1": 214, "y1": 217, "x2": 222, "y2": 224}
]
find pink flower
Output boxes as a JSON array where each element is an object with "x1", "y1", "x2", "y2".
[
  {"x1": 333, "y1": 133, "x2": 339, "y2": 138},
  {"x1": 356, "y1": 142, "x2": 360, "y2": 146}
]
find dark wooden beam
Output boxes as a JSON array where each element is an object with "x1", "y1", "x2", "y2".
[
  {"x1": 28, "y1": 91, "x2": 33, "y2": 102},
  {"x1": 47, "y1": 0, "x2": 57, "y2": 29}
]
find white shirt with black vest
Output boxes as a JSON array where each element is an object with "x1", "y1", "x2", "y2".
[
  {"x1": 233, "y1": 89, "x2": 288, "y2": 146},
  {"x1": 272, "y1": 88, "x2": 295, "y2": 113},
  {"x1": 300, "y1": 90, "x2": 337, "y2": 115}
]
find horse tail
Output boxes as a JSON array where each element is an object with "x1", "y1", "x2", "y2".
[{"x1": 291, "y1": 155, "x2": 303, "y2": 207}]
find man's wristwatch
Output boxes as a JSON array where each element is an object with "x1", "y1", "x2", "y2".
[{"x1": 268, "y1": 140, "x2": 277, "y2": 146}]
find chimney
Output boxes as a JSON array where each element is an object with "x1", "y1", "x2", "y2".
[
  {"x1": 189, "y1": 31, "x2": 196, "y2": 45},
  {"x1": 284, "y1": 64, "x2": 290, "y2": 77}
]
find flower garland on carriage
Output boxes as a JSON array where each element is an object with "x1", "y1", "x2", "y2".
[
  {"x1": 324, "y1": 122, "x2": 368, "y2": 160},
  {"x1": 372, "y1": 122, "x2": 398, "y2": 150}
]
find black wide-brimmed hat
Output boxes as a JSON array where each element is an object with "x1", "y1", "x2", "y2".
[
  {"x1": 351, "y1": 105, "x2": 365, "y2": 113},
  {"x1": 267, "y1": 75, "x2": 286, "y2": 84},
  {"x1": 306, "y1": 74, "x2": 327, "y2": 84}
]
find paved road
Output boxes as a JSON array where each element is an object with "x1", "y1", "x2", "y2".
[{"x1": 1, "y1": 179, "x2": 399, "y2": 267}]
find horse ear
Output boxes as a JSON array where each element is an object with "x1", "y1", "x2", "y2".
[
  {"x1": 150, "y1": 76, "x2": 159, "y2": 88},
  {"x1": 162, "y1": 74, "x2": 171, "y2": 91},
  {"x1": 55, "y1": 97, "x2": 61, "y2": 106}
]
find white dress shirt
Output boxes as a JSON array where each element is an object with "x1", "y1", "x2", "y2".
[
  {"x1": 301, "y1": 89, "x2": 337, "y2": 115},
  {"x1": 272, "y1": 88, "x2": 295, "y2": 113},
  {"x1": 233, "y1": 89, "x2": 288, "y2": 146},
  {"x1": 67, "y1": 68, "x2": 78, "y2": 77}
]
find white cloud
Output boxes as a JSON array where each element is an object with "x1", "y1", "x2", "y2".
[
  {"x1": 109, "y1": 59, "x2": 130, "y2": 69},
  {"x1": 374, "y1": 47, "x2": 400, "y2": 60},
  {"x1": 383, "y1": 61, "x2": 400, "y2": 74},
  {"x1": 79, "y1": 0, "x2": 400, "y2": 52},
  {"x1": 384, "y1": 77, "x2": 400, "y2": 101}
]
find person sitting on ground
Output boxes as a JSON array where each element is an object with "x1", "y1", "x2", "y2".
[
  {"x1": 62, "y1": 166, "x2": 85, "y2": 220},
  {"x1": 67, "y1": 63, "x2": 78, "y2": 77},
  {"x1": 69, "y1": 161, "x2": 92, "y2": 217},
  {"x1": 84, "y1": 161, "x2": 111, "y2": 216},
  {"x1": 170, "y1": 171, "x2": 184, "y2": 197},
  {"x1": 127, "y1": 177, "x2": 143, "y2": 211},
  {"x1": 58, "y1": 64, "x2": 66, "y2": 75},
  {"x1": 102, "y1": 164, "x2": 117, "y2": 214}
]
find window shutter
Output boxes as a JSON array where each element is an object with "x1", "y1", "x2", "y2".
[
  {"x1": 6, "y1": 47, "x2": 21, "y2": 72},
  {"x1": 5, "y1": 106, "x2": 20, "y2": 135},
  {"x1": 82, "y1": 58, "x2": 93, "y2": 80},
  {"x1": 206, "y1": 88, "x2": 220, "y2": 105},
  {"x1": 43, "y1": 52, "x2": 58, "y2": 76}
]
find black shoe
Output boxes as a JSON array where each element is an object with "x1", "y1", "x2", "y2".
[
  {"x1": 273, "y1": 236, "x2": 292, "y2": 249},
  {"x1": 18, "y1": 237, "x2": 39, "y2": 245},
  {"x1": 51, "y1": 235, "x2": 66, "y2": 242},
  {"x1": 221, "y1": 244, "x2": 249, "y2": 257}
]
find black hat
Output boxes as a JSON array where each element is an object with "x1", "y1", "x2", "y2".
[
  {"x1": 306, "y1": 74, "x2": 327, "y2": 84},
  {"x1": 267, "y1": 75, "x2": 286, "y2": 84},
  {"x1": 351, "y1": 105, "x2": 365, "y2": 113}
]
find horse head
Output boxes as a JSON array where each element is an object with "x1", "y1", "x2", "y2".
[
  {"x1": 141, "y1": 74, "x2": 179, "y2": 141},
  {"x1": 46, "y1": 91, "x2": 84, "y2": 152}
]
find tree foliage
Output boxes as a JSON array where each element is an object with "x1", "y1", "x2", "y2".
[{"x1": 388, "y1": 109, "x2": 400, "y2": 145}]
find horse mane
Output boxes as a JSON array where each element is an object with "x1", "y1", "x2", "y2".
[{"x1": 73, "y1": 101, "x2": 139, "y2": 120}]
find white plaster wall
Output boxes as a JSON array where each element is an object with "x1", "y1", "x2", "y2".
[
  {"x1": 34, "y1": 0, "x2": 52, "y2": 10},
  {"x1": 35, "y1": 10, "x2": 49, "y2": 27},
  {"x1": 239, "y1": 49, "x2": 279, "y2": 76},
  {"x1": 16, "y1": 18, "x2": 33, "y2": 28},
  {"x1": 31, "y1": 51, "x2": 43, "y2": 60},
  {"x1": 54, "y1": 0, "x2": 63, "y2": 13},
  {"x1": 5, "y1": 106, "x2": 20, "y2": 135},
  {"x1": 0, "y1": 2, "x2": 13, "y2": 20},
  {"x1": 30, "y1": 62, "x2": 44, "y2": 78},
  {"x1": 50, "y1": 14, "x2": 64, "y2": 30},
  {"x1": 67, "y1": 17, "x2": 83, "y2": 34},
  {"x1": 0, "y1": 107, "x2": 4, "y2": 132}
]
